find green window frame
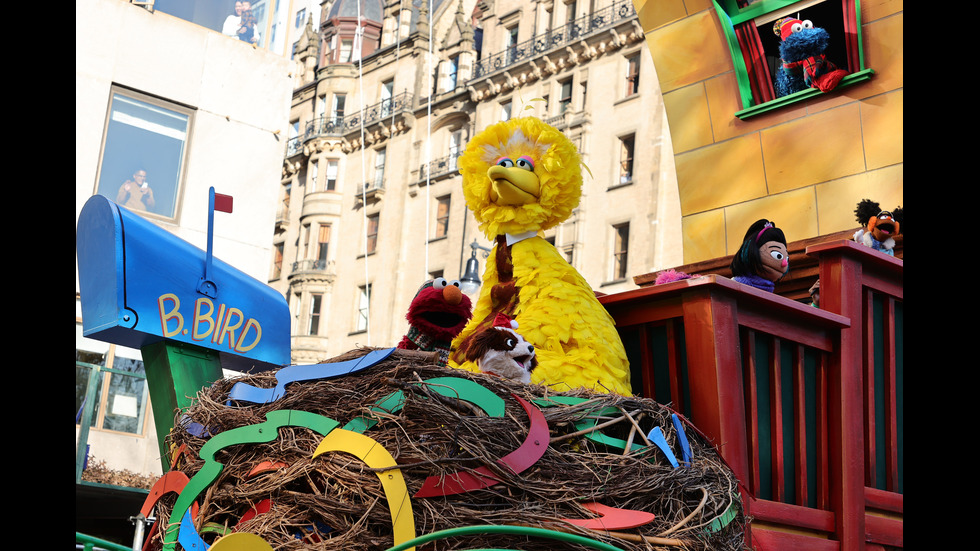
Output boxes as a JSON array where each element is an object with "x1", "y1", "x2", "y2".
[{"x1": 713, "y1": 0, "x2": 875, "y2": 120}]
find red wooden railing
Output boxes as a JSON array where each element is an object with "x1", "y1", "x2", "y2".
[
  {"x1": 808, "y1": 240, "x2": 903, "y2": 551},
  {"x1": 600, "y1": 240, "x2": 903, "y2": 550}
]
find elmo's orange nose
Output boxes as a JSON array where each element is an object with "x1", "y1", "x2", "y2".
[{"x1": 443, "y1": 284, "x2": 462, "y2": 305}]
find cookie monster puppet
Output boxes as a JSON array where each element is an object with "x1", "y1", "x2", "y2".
[{"x1": 774, "y1": 16, "x2": 849, "y2": 97}]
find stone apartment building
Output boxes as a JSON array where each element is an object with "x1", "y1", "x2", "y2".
[{"x1": 272, "y1": 0, "x2": 683, "y2": 364}]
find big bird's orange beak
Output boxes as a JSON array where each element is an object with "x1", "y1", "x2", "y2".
[{"x1": 487, "y1": 165, "x2": 539, "y2": 205}]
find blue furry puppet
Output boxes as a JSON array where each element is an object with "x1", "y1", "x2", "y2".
[
  {"x1": 730, "y1": 219, "x2": 789, "y2": 293},
  {"x1": 774, "y1": 17, "x2": 849, "y2": 97},
  {"x1": 853, "y1": 199, "x2": 903, "y2": 256}
]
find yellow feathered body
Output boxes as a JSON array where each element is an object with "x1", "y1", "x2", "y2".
[
  {"x1": 454, "y1": 236, "x2": 632, "y2": 394},
  {"x1": 449, "y1": 117, "x2": 631, "y2": 395}
]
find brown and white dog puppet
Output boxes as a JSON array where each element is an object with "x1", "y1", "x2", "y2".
[{"x1": 463, "y1": 314, "x2": 537, "y2": 383}]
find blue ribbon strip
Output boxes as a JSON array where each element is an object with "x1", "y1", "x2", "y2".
[{"x1": 227, "y1": 348, "x2": 396, "y2": 405}]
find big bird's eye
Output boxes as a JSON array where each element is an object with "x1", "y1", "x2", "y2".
[
  {"x1": 791, "y1": 22, "x2": 803, "y2": 33},
  {"x1": 432, "y1": 277, "x2": 448, "y2": 290},
  {"x1": 496, "y1": 157, "x2": 514, "y2": 168},
  {"x1": 770, "y1": 251, "x2": 785, "y2": 261},
  {"x1": 801, "y1": 20, "x2": 813, "y2": 29},
  {"x1": 516, "y1": 156, "x2": 535, "y2": 171}
]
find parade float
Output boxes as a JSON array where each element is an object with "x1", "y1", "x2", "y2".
[{"x1": 76, "y1": 121, "x2": 746, "y2": 551}]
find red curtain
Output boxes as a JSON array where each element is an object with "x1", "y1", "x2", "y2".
[
  {"x1": 841, "y1": 0, "x2": 859, "y2": 72},
  {"x1": 735, "y1": 21, "x2": 775, "y2": 105}
]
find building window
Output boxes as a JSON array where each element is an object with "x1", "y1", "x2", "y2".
[
  {"x1": 280, "y1": 183, "x2": 291, "y2": 219},
  {"x1": 448, "y1": 55, "x2": 459, "y2": 91},
  {"x1": 366, "y1": 213, "x2": 380, "y2": 254},
  {"x1": 716, "y1": 0, "x2": 872, "y2": 119},
  {"x1": 301, "y1": 223, "x2": 311, "y2": 259},
  {"x1": 619, "y1": 134, "x2": 635, "y2": 185},
  {"x1": 612, "y1": 222, "x2": 630, "y2": 280},
  {"x1": 380, "y1": 80, "x2": 394, "y2": 117},
  {"x1": 326, "y1": 159, "x2": 338, "y2": 191},
  {"x1": 559, "y1": 79, "x2": 572, "y2": 114},
  {"x1": 505, "y1": 25, "x2": 519, "y2": 63},
  {"x1": 563, "y1": 244, "x2": 575, "y2": 265},
  {"x1": 625, "y1": 54, "x2": 640, "y2": 96},
  {"x1": 310, "y1": 160, "x2": 319, "y2": 191},
  {"x1": 316, "y1": 95, "x2": 327, "y2": 119},
  {"x1": 94, "y1": 87, "x2": 193, "y2": 221},
  {"x1": 290, "y1": 292, "x2": 301, "y2": 334},
  {"x1": 566, "y1": 0, "x2": 577, "y2": 22},
  {"x1": 308, "y1": 293, "x2": 323, "y2": 335},
  {"x1": 332, "y1": 94, "x2": 346, "y2": 124},
  {"x1": 541, "y1": 5, "x2": 554, "y2": 34},
  {"x1": 449, "y1": 129, "x2": 463, "y2": 171},
  {"x1": 500, "y1": 100, "x2": 512, "y2": 121},
  {"x1": 373, "y1": 148, "x2": 386, "y2": 188},
  {"x1": 75, "y1": 330, "x2": 149, "y2": 437},
  {"x1": 272, "y1": 242, "x2": 284, "y2": 279},
  {"x1": 316, "y1": 224, "x2": 331, "y2": 266},
  {"x1": 339, "y1": 38, "x2": 353, "y2": 62},
  {"x1": 435, "y1": 195, "x2": 451, "y2": 238},
  {"x1": 356, "y1": 284, "x2": 372, "y2": 332},
  {"x1": 295, "y1": 7, "x2": 306, "y2": 28}
]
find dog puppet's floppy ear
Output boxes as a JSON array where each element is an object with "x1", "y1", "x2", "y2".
[{"x1": 463, "y1": 328, "x2": 500, "y2": 363}]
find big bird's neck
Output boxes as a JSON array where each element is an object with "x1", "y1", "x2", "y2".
[{"x1": 503, "y1": 230, "x2": 538, "y2": 246}]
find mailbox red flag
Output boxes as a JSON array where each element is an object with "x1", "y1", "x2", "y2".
[{"x1": 214, "y1": 193, "x2": 233, "y2": 213}]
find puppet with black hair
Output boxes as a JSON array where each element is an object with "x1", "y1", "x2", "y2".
[
  {"x1": 853, "y1": 199, "x2": 902, "y2": 256},
  {"x1": 730, "y1": 219, "x2": 789, "y2": 293}
]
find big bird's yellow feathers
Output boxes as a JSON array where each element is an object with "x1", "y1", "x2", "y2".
[{"x1": 449, "y1": 117, "x2": 631, "y2": 395}]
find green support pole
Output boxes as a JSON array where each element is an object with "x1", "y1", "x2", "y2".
[{"x1": 141, "y1": 340, "x2": 225, "y2": 472}]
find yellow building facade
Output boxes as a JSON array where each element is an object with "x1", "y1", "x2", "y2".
[{"x1": 634, "y1": 0, "x2": 902, "y2": 263}]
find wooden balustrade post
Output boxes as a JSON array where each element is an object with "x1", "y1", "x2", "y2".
[
  {"x1": 811, "y1": 243, "x2": 868, "y2": 551},
  {"x1": 679, "y1": 288, "x2": 752, "y2": 488}
]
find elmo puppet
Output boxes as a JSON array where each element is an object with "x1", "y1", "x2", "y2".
[{"x1": 397, "y1": 278, "x2": 473, "y2": 366}]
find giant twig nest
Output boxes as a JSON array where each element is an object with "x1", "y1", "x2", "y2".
[{"x1": 152, "y1": 348, "x2": 744, "y2": 551}]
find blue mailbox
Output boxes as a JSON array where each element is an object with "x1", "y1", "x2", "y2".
[{"x1": 76, "y1": 194, "x2": 289, "y2": 373}]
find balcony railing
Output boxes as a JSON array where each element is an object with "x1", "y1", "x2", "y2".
[
  {"x1": 290, "y1": 259, "x2": 335, "y2": 277},
  {"x1": 304, "y1": 116, "x2": 346, "y2": 140},
  {"x1": 302, "y1": 93, "x2": 414, "y2": 143},
  {"x1": 473, "y1": 0, "x2": 637, "y2": 79},
  {"x1": 418, "y1": 152, "x2": 462, "y2": 183},
  {"x1": 600, "y1": 240, "x2": 903, "y2": 551},
  {"x1": 356, "y1": 179, "x2": 385, "y2": 196}
]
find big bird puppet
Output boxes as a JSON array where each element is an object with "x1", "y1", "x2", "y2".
[{"x1": 449, "y1": 117, "x2": 632, "y2": 395}]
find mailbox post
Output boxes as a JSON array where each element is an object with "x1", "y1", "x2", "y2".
[{"x1": 76, "y1": 192, "x2": 290, "y2": 471}]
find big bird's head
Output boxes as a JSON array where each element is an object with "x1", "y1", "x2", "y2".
[{"x1": 459, "y1": 117, "x2": 582, "y2": 238}]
